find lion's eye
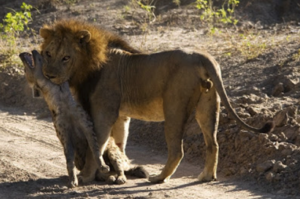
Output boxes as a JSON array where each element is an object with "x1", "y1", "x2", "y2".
[
  {"x1": 62, "y1": 56, "x2": 70, "y2": 62},
  {"x1": 46, "y1": 51, "x2": 51, "y2": 58}
]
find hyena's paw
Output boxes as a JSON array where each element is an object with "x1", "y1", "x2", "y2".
[
  {"x1": 100, "y1": 164, "x2": 110, "y2": 174},
  {"x1": 107, "y1": 175, "x2": 117, "y2": 184},
  {"x1": 116, "y1": 175, "x2": 127, "y2": 184}
]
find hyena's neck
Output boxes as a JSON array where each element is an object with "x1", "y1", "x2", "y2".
[{"x1": 36, "y1": 77, "x2": 76, "y2": 114}]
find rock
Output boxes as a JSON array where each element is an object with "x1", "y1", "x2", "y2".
[
  {"x1": 284, "y1": 76, "x2": 297, "y2": 92},
  {"x1": 269, "y1": 134, "x2": 279, "y2": 142},
  {"x1": 286, "y1": 106, "x2": 298, "y2": 119},
  {"x1": 256, "y1": 160, "x2": 275, "y2": 173},
  {"x1": 234, "y1": 131, "x2": 253, "y2": 148},
  {"x1": 278, "y1": 142, "x2": 297, "y2": 156},
  {"x1": 297, "y1": 116, "x2": 300, "y2": 124},
  {"x1": 240, "y1": 167, "x2": 247, "y2": 175},
  {"x1": 236, "y1": 94, "x2": 264, "y2": 104},
  {"x1": 246, "y1": 107, "x2": 259, "y2": 116},
  {"x1": 294, "y1": 134, "x2": 300, "y2": 146},
  {"x1": 278, "y1": 132, "x2": 288, "y2": 142},
  {"x1": 224, "y1": 167, "x2": 236, "y2": 176},
  {"x1": 266, "y1": 171, "x2": 275, "y2": 182},
  {"x1": 219, "y1": 112, "x2": 230, "y2": 125},
  {"x1": 272, "y1": 82, "x2": 284, "y2": 96},
  {"x1": 284, "y1": 126, "x2": 300, "y2": 141},
  {"x1": 258, "y1": 133, "x2": 269, "y2": 144},
  {"x1": 272, "y1": 161, "x2": 287, "y2": 173},
  {"x1": 273, "y1": 109, "x2": 288, "y2": 127}
]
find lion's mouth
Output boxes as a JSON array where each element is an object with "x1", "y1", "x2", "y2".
[{"x1": 19, "y1": 52, "x2": 34, "y2": 69}]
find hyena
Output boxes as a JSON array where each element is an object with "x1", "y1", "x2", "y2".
[{"x1": 19, "y1": 50, "x2": 148, "y2": 186}]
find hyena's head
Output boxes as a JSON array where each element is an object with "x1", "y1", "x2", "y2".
[{"x1": 19, "y1": 50, "x2": 44, "y2": 98}]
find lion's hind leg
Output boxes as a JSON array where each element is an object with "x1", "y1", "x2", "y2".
[
  {"x1": 149, "y1": 99, "x2": 187, "y2": 183},
  {"x1": 195, "y1": 88, "x2": 220, "y2": 182}
]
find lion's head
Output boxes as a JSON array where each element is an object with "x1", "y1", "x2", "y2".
[{"x1": 40, "y1": 19, "x2": 137, "y2": 85}]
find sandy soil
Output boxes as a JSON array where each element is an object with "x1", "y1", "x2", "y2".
[
  {"x1": 0, "y1": 105, "x2": 292, "y2": 199},
  {"x1": 0, "y1": 0, "x2": 300, "y2": 198}
]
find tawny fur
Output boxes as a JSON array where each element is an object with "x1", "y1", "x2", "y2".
[{"x1": 39, "y1": 19, "x2": 273, "y2": 184}]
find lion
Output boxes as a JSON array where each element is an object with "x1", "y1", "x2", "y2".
[
  {"x1": 39, "y1": 19, "x2": 273, "y2": 184},
  {"x1": 20, "y1": 50, "x2": 147, "y2": 185}
]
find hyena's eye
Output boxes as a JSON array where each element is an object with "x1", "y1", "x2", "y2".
[
  {"x1": 46, "y1": 51, "x2": 51, "y2": 58},
  {"x1": 62, "y1": 56, "x2": 70, "y2": 62}
]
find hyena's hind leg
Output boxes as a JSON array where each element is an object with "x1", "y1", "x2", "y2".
[{"x1": 63, "y1": 137, "x2": 78, "y2": 188}]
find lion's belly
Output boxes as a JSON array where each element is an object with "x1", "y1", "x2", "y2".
[{"x1": 119, "y1": 98, "x2": 164, "y2": 121}]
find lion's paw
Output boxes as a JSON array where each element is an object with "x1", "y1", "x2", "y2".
[
  {"x1": 148, "y1": 174, "x2": 169, "y2": 184},
  {"x1": 77, "y1": 173, "x2": 94, "y2": 184},
  {"x1": 69, "y1": 178, "x2": 79, "y2": 188},
  {"x1": 198, "y1": 172, "x2": 216, "y2": 182}
]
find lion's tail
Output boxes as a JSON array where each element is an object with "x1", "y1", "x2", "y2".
[
  {"x1": 197, "y1": 52, "x2": 274, "y2": 133},
  {"x1": 125, "y1": 165, "x2": 149, "y2": 178}
]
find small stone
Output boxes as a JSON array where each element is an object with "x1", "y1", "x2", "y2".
[
  {"x1": 278, "y1": 142, "x2": 297, "y2": 156},
  {"x1": 246, "y1": 107, "x2": 259, "y2": 116},
  {"x1": 272, "y1": 82, "x2": 284, "y2": 96},
  {"x1": 273, "y1": 109, "x2": 288, "y2": 127},
  {"x1": 269, "y1": 134, "x2": 278, "y2": 142},
  {"x1": 256, "y1": 160, "x2": 275, "y2": 172},
  {"x1": 272, "y1": 161, "x2": 287, "y2": 173},
  {"x1": 278, "y1": 132, "x2": 288, "y2": 142},
  {"x1": 266, "y1": 171, "x2": 275, "y2": 182},
  {"x1": 285, "y1": 126, "x2": 300, "y2": 140},
  {"x1": 258, "y1": 133, "x2": 269, "y2": 144},
  {"x1": 240, "y1": 167, "x2": 247, "y2": 175}
]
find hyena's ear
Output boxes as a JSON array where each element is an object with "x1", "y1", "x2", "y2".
[
  {"x1": 39, "y1": 26, "x2": 54, "y2": 40},
  {"x1": 77, "y1": 30, "x2": 91, "y2": 44}
]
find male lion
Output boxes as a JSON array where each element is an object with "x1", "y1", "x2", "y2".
[{"x1": 39, "y1": 19, "x2": 273, "y2": 183}]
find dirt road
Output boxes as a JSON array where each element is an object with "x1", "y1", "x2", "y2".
[{"x1": 0, "y1": 105, "x2": 293, "y2": 198}]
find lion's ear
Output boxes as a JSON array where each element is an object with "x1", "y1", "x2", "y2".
[
  {"x1": 39, "y1": 27, "x2": 54, "y2": 40},
  {"x1": 77, "y1": 30, "x2": 91, "y2": 44}
]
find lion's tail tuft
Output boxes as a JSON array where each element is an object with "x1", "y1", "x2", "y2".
[{"x1": 258, "y1": 121, "x2": 274, "y2": 133}]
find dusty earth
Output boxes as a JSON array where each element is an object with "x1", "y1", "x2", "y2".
[{"x1": 0, "y1": 0, "x2": 300, "y2": 198}]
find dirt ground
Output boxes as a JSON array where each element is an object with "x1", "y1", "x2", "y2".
[{"x1": 0, "y1": 0, "x2": 300, "y2": 198}]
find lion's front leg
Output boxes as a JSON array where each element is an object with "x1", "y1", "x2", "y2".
[
  {"x1": 90, "y1": 102, "x2": 119, "y2": 175},
  {"x1": 111, "y1": 116, "x2": 130, "y2": 153},
  {"x1": 77, "y1": 147, "x2": 98, "y2": 184}
]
